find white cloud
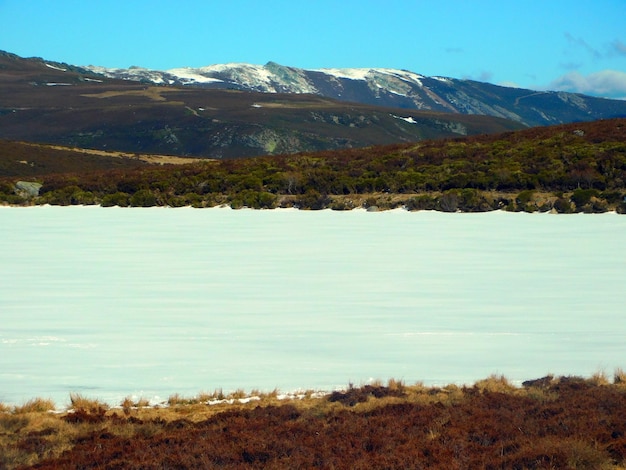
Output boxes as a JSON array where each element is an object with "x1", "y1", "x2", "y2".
[{"x1": 548, "y1": 70, "x2": 626, "y2": 99}]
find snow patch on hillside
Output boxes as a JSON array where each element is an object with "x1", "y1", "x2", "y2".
[
  {"x1": 315, "y1": 68, "x2": 424, "y2": 86},
  {"x1": 84, "y1": 65, "x2": 170, "y2": 84},
  {"x1": 166, "y1": 68, "x2": 224, "y2": 84},
  {"x1": 315, "y1": 68, "x2": 373, "y2": 81},
  {"x1": 391, "y1": 114, "x2": 418, "y2": 124},
  {"x1": 45, "y1": 63, "x2": 66, "y2": 72}
]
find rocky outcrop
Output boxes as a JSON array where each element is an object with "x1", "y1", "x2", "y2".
[{"x1": 15, "y1": 181, "x2": 42, "y2": 198}]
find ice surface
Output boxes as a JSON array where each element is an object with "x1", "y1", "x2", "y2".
[{"x1": 1, "y1": 207, "x2": 624, "y2": 406}]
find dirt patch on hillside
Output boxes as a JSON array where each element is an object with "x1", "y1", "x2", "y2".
[
  {"x1": 21, "y1": 142, "x2": 207, "y2": 165},
  {"x1": 80, "y1": 86, "x2": 185, "y2": 102}
]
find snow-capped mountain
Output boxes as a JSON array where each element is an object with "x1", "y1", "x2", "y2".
[
  {"x1": 85, "y1": 61, "x2": 626, "y2": 127},
  {"x1": 1, "y1": 50, "x2": 528, "y2": 159},
  {"x1": 2, "y1": 50, "x2": 625, "y2": 159}
]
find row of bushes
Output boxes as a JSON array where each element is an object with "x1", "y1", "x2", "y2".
[{"x1": 3, "y1": 183, "x2": 625, "y2": 213}]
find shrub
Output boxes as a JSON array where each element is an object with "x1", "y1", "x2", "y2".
[
  {"x1": 457, "y1": 188, "x2": 492, "y2": 212},
  {"x1": 405, "y1": 195, "x2": 436, "y2": 211},
  {"x1": 101, "y1": 192, "x2": 129, "y2": 207},
  {"x1": 571, "y1": 188, "x2": 600, "y2": 207},
  {"x1": 39, "y1": 185, "x2": 83, "y2": 205},
  {"x1": 0, "y1": 192, "x2": 27, "y2": 205},
  {"x1": 72, "y1": 190, "x2": 96, "y2": 205},
  {"x1": 437, "y1": 190, "x2": 459, "y2": 212},
  {"x1": 229, "y1": 190, "x2": 277, "y2": 209},
  {"x1": 329, "y1": 199, "x2": 350, "y2": 211},
  {"x1": 600, "y1": 190, "x2": 624, "y2": 204},
  {"x1": 296, "y1": 189, "x2": 330, "y2": 210},
  {"x1": 553, "y1": 197, "x2": 573, "y2": 213},
  {"x1": 516, "y1": 189, "x2": 535, "y2": 205},
  {"x1": 129, "y1": 189, "x2": 158, "y2": 207}
]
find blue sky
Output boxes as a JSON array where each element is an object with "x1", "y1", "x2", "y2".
[{"x1": 1, "y1": 0, "x2": 625, "y2": 98}]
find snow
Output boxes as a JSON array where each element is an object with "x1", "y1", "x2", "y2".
[
  {"x1": 81, "y1": 62, "x2": 431, "y2": 95},
  {"x1": 386, "y1": 89, "x2": 408, "y2": 97},
  {"x1": 314, "y1": 67, "x2": 424, "y2": 87},
  {"x1": 383, "y1": 69, "x2": 424, "y2": 87},
  {"x1": 198, "y1": 63, "x2": 274, "y2": 85},
  {"x1": 314, "y1": 68, "x2": 372, "y2": 81},
  {"x1": 84, "y1": 65, "x2": 115, "y2": 75},
  {"x1": 206, "y1": 396, "x2": 261, "y2": 406},
  {"x1": 45, "y1": 63, "x2": 66, "y2": 72},
  {"x1": 166, "y1": 67, "x2": 224, "y2": 84},
  {"x1": 391, "y1": 114, "x2": 418, "y2": 124},
  {"x1": 83, "y1": 65, "x2": 168, "y2": 84},
  {"x1": 196, "y1": 63, "x2": 259, "y2": 74}
]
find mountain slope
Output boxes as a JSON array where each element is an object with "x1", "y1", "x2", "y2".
[
  {"x1": 86, "y1": 61, "x2": 626, "y2": 127},
  {"x1": 0, "y1": 51, "x2": 524, "y2": 158}
]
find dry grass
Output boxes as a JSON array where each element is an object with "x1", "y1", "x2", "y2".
[
  {"x1": 589, "y1": 370, "x2": 612, "y2": 386},
  {"x1": 69, "y1": 393, "x2": 109, "y2": 413},
  {"x1": 12, "y1": 397, "x2": 56, "y2": 414},
  {"x1": 21, "y1": 141, "x2": 206, "y2": 165},
  {"x1": 614, "y1": 367, "x2": 626, "y2": 384},
  {"x1": 473, "y1": 373, "x2": 517, "y2": 393},
  {"x1": 3, "y1": 372, "x2": 626, "y2": 469}
]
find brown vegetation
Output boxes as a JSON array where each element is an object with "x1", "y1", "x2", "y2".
[{"x1": 2, "y1": 374, "x2": 626, "y2": 469}]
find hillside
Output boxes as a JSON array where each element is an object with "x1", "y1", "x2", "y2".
[
  {"x1": 0, "y1": 51, "x2": 523, "y2": 159},
  {"x1": 2, "y1": 118, "x2": 625, "y2": 213},
  {"x1": 85, "y1": 59, "x2": 626, "y2": 127}
]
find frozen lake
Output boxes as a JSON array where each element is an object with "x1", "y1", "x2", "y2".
[{"x1": 1, "y1": 206, "x2": 625, "y2": 407}]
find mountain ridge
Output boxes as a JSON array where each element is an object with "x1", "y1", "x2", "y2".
[
  {"x1": 84, "y1": 59, "x2": 626, "y2": 127},
  {"x1": 0, "y1": 50, "x2": 524, "y2": 158}
]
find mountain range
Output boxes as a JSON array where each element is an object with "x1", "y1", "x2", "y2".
[
  {"x1": 1, "y1": 50, "x2": 625, "y2": 159},
  {"x1": 86, "y1": 61, "x2": 626, "y2": 128}
]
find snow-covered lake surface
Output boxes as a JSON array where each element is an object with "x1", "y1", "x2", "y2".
[{"x1": 1, "y1": 206, "x2": 625, "y2": 407}]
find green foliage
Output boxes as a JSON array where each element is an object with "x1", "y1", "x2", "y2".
[
  {"x1": 229, "y1": 190, "x2": 277, "y2": 209},
  {"x1": 0, "y1": 191, "x2": 27, "y2": 205},
  {"x1": 4, "y1": 118, "x2": 626, "y2": 212},
  {"x1": 571, "y1": 188, "x2": 600, "y2": 207},
  {"x1": 101, "y1": 192, "x2": 130, "y2": 207},
  {"x1": 437, "y1": 190, "x2": 459, "y2": 212},
  {"x1": 601, "y1": 190, "x2": 625, "y2": 204},
  {"x1": 129, "y1": 189, "x2": 158, "y2": 207},
  {"x1": 405, "y1": 195, "x2": 436, "y2": 211},
  {"x1": 516, "y1": 189, "x2": 535, "y2": 205},
  {"x1": 553, "y1": 197, "x2": 573, "y2": 213},
  {"x1": 38, "y1": 185, "x2": 92, "y2": 205}
]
